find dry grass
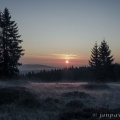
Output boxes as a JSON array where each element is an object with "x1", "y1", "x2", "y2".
[
  {"x1": 58, "y1": 108, "x2": 120, "y2": 120},
  {"x1": 61, "y1": 91, "x2": 93, "y2": 99},
  {"x1": 65, "y1": 99, "x2": 84, "y2": 109},
  {"x1": 0, "y1": 80, "x2": 120, "y2": 120},
  {"x1": 81, "y1": 83, "x2": 110, "y2": 90}
]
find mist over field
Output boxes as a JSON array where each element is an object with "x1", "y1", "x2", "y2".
[
  {"x1": 0, "y1": 80, "x2": 120, "y2": 120},
  {"x1": 18, "y1": 64, "x2": 58, "y2": 74}
]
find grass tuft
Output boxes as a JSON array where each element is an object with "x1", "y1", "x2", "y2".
[
  {"x1": 66, "y1": 99, "x2": 84, "y2": 108},
  {"x1": 81, "y1": 83, "x2": 110, "y2": 90},
  {"x1": 61, "y1": 91, "x2": 93, "y2": 99},
  {"x1": 44, "y1": 97, "x2": 59, "y2": 104}
]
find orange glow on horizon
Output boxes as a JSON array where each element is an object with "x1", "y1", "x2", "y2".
[{"x1": 19, "y1": 54, "x2": 89, "y2": 67}]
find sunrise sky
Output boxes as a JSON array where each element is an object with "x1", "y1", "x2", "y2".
[{"x1": 0, "y1": 0, "x2": 120, "y2": 67}]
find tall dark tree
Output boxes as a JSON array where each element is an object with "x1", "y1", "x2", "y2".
[
  {"x1": 98, "y1": 39, "x2": 114, "y2": 79},
  {"x1": 0, "y1": 11, "x2": 4, "y2": 75},
  {"x1": 0, "y1": 8, "x2": 24, "y2": 77},
  {"x1": 89, "y1": 42, "x2": 100, "y2": 80}
]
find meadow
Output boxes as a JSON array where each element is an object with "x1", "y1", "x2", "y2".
[{"x1": 0, "y1": 80, "x2": 120, "y2": 120}]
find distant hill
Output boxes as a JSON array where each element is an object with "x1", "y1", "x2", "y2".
[{"x1": 18, "y1": 64, "x2": 58, "y2": 74}]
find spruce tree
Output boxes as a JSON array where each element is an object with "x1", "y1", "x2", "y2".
[
  {"x1": 89, "y1": 42, "x2": 100, "y2": 80},
  {"x1": 0, "y1": 11, "x2": 4, "y2": 75},
  {"x1": 0, "y1": 8, "x2": 24, "y2": 77},
  {"x1": 98, "y1": 39, "x2": 114, "y2": 79}
]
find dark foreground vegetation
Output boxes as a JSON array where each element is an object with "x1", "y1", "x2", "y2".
[
  {"x1": 0, "y1": 86, "x2": 41, "y2": 109},
  {"x1": 0, "y1": 83, "x2": 120, "y2": 120},
  {"x1": 59, "y1": 108, "x2": 120, "y2": 120}
]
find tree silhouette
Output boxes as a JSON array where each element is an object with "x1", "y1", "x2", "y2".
[
  {"x1": 89, "y1": 40, "x2": 114, "y2": 81},
  {"x1": 98, "y1": 39, "x2": 114, "y2": 79},
  {"x1": 89, "y1": 42, "x2": 100, "y2": 80},
  {"x1": 0, "y1": 8, "x2": 24, "y2": 77},
  {"x1": 0, "y1": 11, "x2": 4, "y2": 75}
]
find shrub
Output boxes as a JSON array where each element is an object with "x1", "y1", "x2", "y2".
[
  {"x1": 81, "y1": 83, "x2": 110, "y2": 90},
  {"x1": 0, "y1": 86, "x2": 41, "y2": 109},
  {"x1": 61, "y1": 91, "x2": 93, "y2": 99},
  {"x1": 66, "y1": 99, "x2": 84, "y2": 108},
  {"x1": 44, "y1": 97, "x2": 59, "y2": 104}
]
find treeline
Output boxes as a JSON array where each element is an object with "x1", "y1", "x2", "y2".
[
  {"x1": 19, "y1": 64, "x2": 120, "y2": 82},
  {"x1": 19, "y1": 66, "x2": 93, "y2": 81}
]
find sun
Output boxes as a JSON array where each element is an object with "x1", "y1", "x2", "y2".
[{"x1": 66, "y1": 60, "x2": 69, "y2": 63}]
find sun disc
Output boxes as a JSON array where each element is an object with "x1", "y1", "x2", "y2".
[{"x1": 66, "y1": 60, "x2": 69, "y2": 63}]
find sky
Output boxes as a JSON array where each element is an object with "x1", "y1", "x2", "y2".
[{"x1": 0, "y1": 0, "x2": 120, "y2": 67}]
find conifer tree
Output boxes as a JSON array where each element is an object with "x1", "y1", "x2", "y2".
[
  {"x1": 89, "y1": 40, "x2": 114, "y2": 80},
  {"x1": 0, "y1": 11, "x2": 4, "y2": 75},
  {"x1": 89, "y1": 42, "x2": 100, "y2": 79},
  {"x1": 98, "y1": 39, "x2": 114, "y2": 79},
  {"x1": 0, "y1": 8, "x2": 24, "y2": 77}
]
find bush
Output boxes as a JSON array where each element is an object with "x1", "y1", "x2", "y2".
[
  {"x1": 0, "y1": 86, "x2": 41, "y2": 109},
  {"x1": 61, "y1": 91, "x2": 93, "y2": 99},
  {"x1": 44, "y1": 97, "x2": 59, "y2": 104},
  {"x1": 81, "y1": 83, "x2": 110, "y2": 90},
  {"x1": 42, "y1": 97, "x2": 60, "y2": 111},
  {"x1": 66, "y1": 99, "x2": 84, "y2": 108}
]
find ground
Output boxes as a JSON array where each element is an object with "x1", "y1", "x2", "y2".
[{"x1": 0, "y1": 80, "x2": 120, "y2": 120}]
